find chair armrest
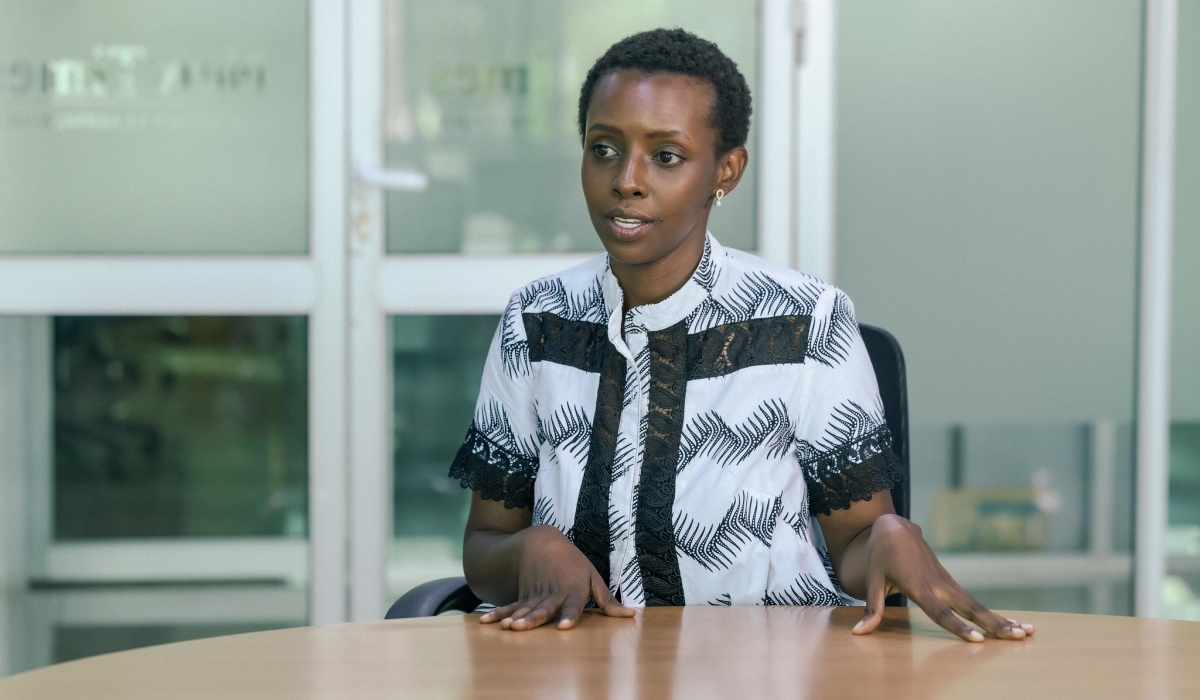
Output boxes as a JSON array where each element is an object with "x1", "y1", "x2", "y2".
[{"x1": 385, "y1": 577, "x2": 482, "y2": 619}]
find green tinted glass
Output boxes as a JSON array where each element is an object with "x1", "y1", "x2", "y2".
[
  {"x1": 391, "y1": 315, "x2": 498, "y2": 595},
  {"x1": 54, "y1": 316, "x2": 308, "y2": 539}
]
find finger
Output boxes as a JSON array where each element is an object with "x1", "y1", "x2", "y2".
[
  {"x1": 919, "y1": 596, "x2": 984, "y2": 643},
  {"x1": 852, "y1": 566, "x2": 888, "y2": 635},
  {"x1": 590, "y1": 574, "x2": 636, "y2": 618},
  {"x1": 1007, "y1": 617, "x2": 1036, "y2": 636},
  {"x1": 947, "y1": 592, "x2": 1026, "y2": 640},
  {"x1": 479, "y1": 602, "x2": 520, "y2": 625},
  {"x1": 557, "y1": 592, "x2": 587, "y2": 630},
  {"x1": 499, "y1": 597, "x2": 544, "y2": 629},
  {"x1": 509, "y1": 595, "x2": 566, "y2": 631}
]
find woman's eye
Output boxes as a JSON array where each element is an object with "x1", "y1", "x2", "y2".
[
  {"x1": 592, "y1": 144, "x2": 616, "y2": 158},
  {"x1": 656, "y1": 151, "x2": 683, "y2": 165}
]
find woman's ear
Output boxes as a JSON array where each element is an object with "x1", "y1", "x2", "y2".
[{"x1": 714, "y1": 145, "x2": 750, "y2": 196}]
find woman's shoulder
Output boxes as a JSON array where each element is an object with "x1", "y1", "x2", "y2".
[
  {"x1": 710, "y1": 245, "x2": 853, "y2": 320},
  {"x1": 503, "y1": 253, "x2": 609, "y2": 324}
]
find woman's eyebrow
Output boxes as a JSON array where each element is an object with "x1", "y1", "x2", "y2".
[
  {"x1": 645, "y1": 129, "x2": 689, "y2": 140},
  {"x1": 587, "y1": 123, "x2": 623, "y2": 135}
]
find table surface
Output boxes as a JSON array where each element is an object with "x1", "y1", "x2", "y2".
[{"x1": 2, "y1": 606, "x2": 1199, "y2": 699}]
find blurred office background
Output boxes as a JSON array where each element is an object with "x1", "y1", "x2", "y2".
[{"x1": 0, "y1": 0, "x2": 1194, "y2": 677}]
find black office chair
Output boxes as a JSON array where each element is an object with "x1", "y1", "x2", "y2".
[{"x1": 385, "y1": 323, "x2": 910, "y2": 619}]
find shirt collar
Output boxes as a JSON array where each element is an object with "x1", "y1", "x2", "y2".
[{"x1": 600, "y1": 232, "x2": 724, "y2": 337}]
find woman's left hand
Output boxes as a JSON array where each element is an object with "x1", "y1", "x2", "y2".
[
  {"x1": 818, "y1": 491, "x2": 1035, "y2": 643},
  {"x1": 852, "y1": 514, "x2": 1035, "y2": 642}
]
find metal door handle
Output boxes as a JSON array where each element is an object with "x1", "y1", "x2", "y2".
[{"x1": 355, "y1": 161, "x2": 429, "y2": 191}]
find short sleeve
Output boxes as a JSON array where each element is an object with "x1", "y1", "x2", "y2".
[
  {"x1": 795, "y1": 288, "x2": 904, "y2": 516},
  {"x1": 448, "y1": 293, "x2": 540, "y2": 509}
]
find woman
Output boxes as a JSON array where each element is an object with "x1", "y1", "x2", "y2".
[{"x1": 449, "y1": 28, "x2": 1033, "y2": 642}]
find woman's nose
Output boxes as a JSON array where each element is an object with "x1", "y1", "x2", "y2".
[{"x1": 613, "y1": 155, "x2": 647, "y2": 199}]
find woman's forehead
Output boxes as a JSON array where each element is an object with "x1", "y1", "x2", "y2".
[{"x1": 587, "y1": 70, "x2": 716, "y2": 136}]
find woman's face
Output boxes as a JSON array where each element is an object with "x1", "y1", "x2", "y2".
[{"x1": 581, "y1": 70, "x2": 746, "y2": 267}]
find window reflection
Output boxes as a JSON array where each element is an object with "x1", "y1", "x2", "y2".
[{"x1": 54, "y1": 316, "x2": 308, "y2": 539}]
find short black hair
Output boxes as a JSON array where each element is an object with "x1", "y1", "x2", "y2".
[{"x1": 577, "y1": 28, "x2": 752, "y2": 155}]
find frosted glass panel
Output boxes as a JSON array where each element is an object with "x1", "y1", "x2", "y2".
[
  {"x1": 837, "y1": 0, "x2": 1140, "y2": 425},
  {"x1": 0, "y1": 1, "x2": 308, "y2": 253},
  {"x1": 383, "y1": 0, "x2": 758, "y2": 255},
  {"x1": 1166, "y1": 0, "x2": 1200, "y2": 622},
  {"x1": 1173, "y1": 1, "x2": 1200, "y2": 425},
  {"x1": 836, "y1": 1, "x2": 1141, "y2": 614}
]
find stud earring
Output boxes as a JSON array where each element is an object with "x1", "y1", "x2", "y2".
[{"x1": 714, "y1": 189, "x2": 725, "y2": 207}]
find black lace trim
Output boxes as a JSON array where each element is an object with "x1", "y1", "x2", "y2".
[
  {"x1": 636, "y1": 320, "x2": 688, "y2": 606},
  {"x1": 523, "y1": 312, "x2": 607, "y2": 373},
  {"x1": 569, "y1": 340, "x2": 626, "y2": 583},
  {"x1": 685, "y1": 315, "x2": 811, "y2": 380},
  {"x1": 449, "y1": 425, "x2": 539, "y2": 509},
  {"x1": 802, "y1": 425, "x2": 904, "y2": 516}
]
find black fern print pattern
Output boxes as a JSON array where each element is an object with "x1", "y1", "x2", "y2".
[
  {"x1": 474, "y1": 399, "x2": 538, "y2": 459},
  {"x1": 708, "y1": 593, "x2": 733, "y2": 606},
  {"x1": 693, "y1": 239, "x2": 720, "y2": 291},
  {"x1": 763, "y1": 574, "x2": 844, "y2": 607},
  {"x1": 687, "y1": 271, "x2": 823, "y2": 331},
  {"x1": 814, "y1": 399, "x2": 886, "y2": 451},
  {"x1": 675, "y1": 400, "x2": 795, "y2": 474},
  {"x1": 674, "y1": 491, "x2": 783, "y2": 572},
  {"x1": 499, "y1": 295, "x2": 530, "y2": 378},
  {"x1": 538, "y1": 403, "x2": 592, "y2": 463},
  {"x1": 532, "y1": 495, "x2": 568, "y2": 534},
  {"x1": 782, "y1": 508, "x2": 811, "y2": 543},
  {"x1": 519, "y1": 276, "x2": 608, "y2": 324},
  {"x1": 806, "y1": 290, "x2": 858, "y2": 367}
]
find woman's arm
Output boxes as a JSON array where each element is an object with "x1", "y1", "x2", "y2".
[
  {"x1": 818, "y1": 492, "x2": 1036, "y2": 642},
  {"x1": 463, "y1": 492, "x2": 635, "y2": 630}
]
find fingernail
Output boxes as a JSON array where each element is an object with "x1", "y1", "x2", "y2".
[
  {"x1": 1020, "y1": 623, "x2": 1034, "y2": 631},
  {"x1": 852, "y1": 620, "x2": 864, "y2": 632},
  {"x1": 1008, "y1": 626, "x2": 1026, "y2": 638},
  {"x1": 968, "y1": 630, "x2": 984, "y2": 642}
]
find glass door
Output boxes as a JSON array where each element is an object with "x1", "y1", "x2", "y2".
[
  {"x1": 0, "y1": 0, "x2": 348, "y2": 674},
  {"x1": 349, "y1": 0, "x2": 798, "y2": 620}
]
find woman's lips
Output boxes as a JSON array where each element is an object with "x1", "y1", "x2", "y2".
[{"x1": 605, "y1": 216, "x2": 653, "y2": 240}]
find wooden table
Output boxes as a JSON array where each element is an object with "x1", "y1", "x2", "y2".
[{"x1": 2, "y1": 607, "x2": 1199, "y2": 699}]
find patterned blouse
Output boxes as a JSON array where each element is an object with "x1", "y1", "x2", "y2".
[{"x1": 450, "y1": 233, "x2": 902, "y2": 607}]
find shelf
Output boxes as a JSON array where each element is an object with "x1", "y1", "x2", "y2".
[{"x1": 938, "y1": 552, "x2": 1132, "y2": 589}]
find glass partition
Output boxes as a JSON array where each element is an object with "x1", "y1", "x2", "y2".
[
  {"x1": 54, "y1": 316, "x2": 309, "y2": 539},
  {"x1": 1166, "y1": 0, "x2": 1200, "y2": 622},
  {"x1": 0, "y1": 0, "x2": 308, "y2": 253},
  {"x1": 837, "y1": 0, "x2": 1142, "y2": 613},
  {"x1": 382, "y1": 0, "x2": 759, "y2": 255},
  {"x1": 390, "y1": 315, "x2": 498, "y2": 597}
]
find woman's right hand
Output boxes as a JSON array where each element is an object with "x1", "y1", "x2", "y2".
[{"x1": 478, "y1": 524, "x2": 635, "y2": 630}]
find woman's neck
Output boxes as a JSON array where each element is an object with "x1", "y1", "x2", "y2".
[{"x1": 610, "y1": 229, "x2": 708, "y2": 312}]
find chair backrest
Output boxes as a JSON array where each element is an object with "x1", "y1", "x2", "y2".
[{"x1": 858, "y1": 324, "x2": 910, "y2": 521}]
